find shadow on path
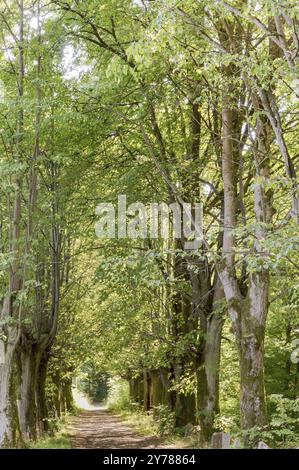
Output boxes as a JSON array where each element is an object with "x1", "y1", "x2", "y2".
[{"x1": 69, "y1": 409, "x2": 161, "y2": 449}]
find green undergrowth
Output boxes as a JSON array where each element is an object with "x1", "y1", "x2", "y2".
[
  {"x1": 106, "y1": 379, "x2": 201, "y2": 448},
  {"x1": 109, "y1": 404, "x2": 202, "y2": 448},
  {"x1": 29, "y1": 414, "x2": 73, "y2": 449},
  {"x1": 30, "y1": 432, "x2": 71, "y2": 449}
]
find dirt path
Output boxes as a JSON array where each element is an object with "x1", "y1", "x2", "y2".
[{"x1": 69, "y1": 409, "x2": 161, "y2": 449}]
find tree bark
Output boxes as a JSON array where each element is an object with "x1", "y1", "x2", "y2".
[
  {"x1": 0, "y1": 340, "x2": 19, "y2": 446},
  {"x1": 149, "y1": 368, "x2": 172, "y2": 414},
  {"x1": 143, "y1": 369, "x2": 150, "y2": 411},
  {"x1": 239, "y1": 274, "x2": 268, "y2": 430},
  {"x1": 36, "y1": 352, "x2": 49, "y2": 435},
  {"x1": 237, "y1": 87, "x2": 273, "y2": 431},
  {"x1": 18, "y1": 343, "x2": 41, "y2": 441},
  {"x1": 64, "y1": 379, "x2": 74, "y2": 412},
  {"x1": 216, "y1": 23, "x2": 272, "y2": 436},
  {"x1": 172, "y1": 364, "x2": 196, "y2": 427},
  {"x1": 197, "y1": 278, "x2": 224, "y2": 441},
  {"x1": 0, "y1": 0, "x2": 25, "y2": 447}
]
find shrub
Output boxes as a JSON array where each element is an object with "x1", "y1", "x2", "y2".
[
  {"x1": 239, "y1": 395, "x2": 299, "y2": 448},
  {"x1": 154, "y1": 404, "x2": 175, "y2": 437}
]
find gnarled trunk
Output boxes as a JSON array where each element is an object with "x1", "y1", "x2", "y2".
[{"x1": 18, "y1": 343, "x2": 44, "y2": 441}]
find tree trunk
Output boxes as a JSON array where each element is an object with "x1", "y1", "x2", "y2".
[
  {"x1": 129, "y1": 377, "x2": 143, "y2": 405},
  {"x1": 197, "y1": 303, "x2": 224, "y2": 439},
  {"x1": 64, "y1": 379, "x2": 74, "y2": 412},
  {"x1": 52, "y1": 373, "x2": 61, "y2": 418},
  {"x1": 18, "y1": 344, "x2": 41, "y2": 441},
  {"x1": 238, "y1": 274, "x2": 268, "y2": 430},
  {"x1": 172, "y1": 365, "x2": 196, "y2": 427},
  {"x1": 143, "y1": 369, "x2": 150, "y2": 411},
  {"x1": 0, "y1": 340, "x2": 19, "y2": 447},
  {"x1": 0, "y1": 0, "x2": 25, "y2": 448},
  {"x1": 150, "y1": 369, "x2": 172, "y2": 414},
  {"x1": 237, "y1": 90, "x2": 272, "y2": 431},
  {"x1": 60, "y1": 383, "x2": 66, "y2": 415},
  {"x1": 36, "y1": 352, "x2": 49, "y2": 435},
  {"x1": 174, "y1": 392, "x2": 196, "y2": 427},
  {"x1": 217, "y1": 26, "x2": 272, "y2": 438}
]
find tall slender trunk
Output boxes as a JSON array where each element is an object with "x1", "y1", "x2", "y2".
[
  {"x1": 219, "y1": 106, "x2": 270, "y2": 432},
  {"x1": 18, "y1": 0, "x2": 45, "y2": 440},
  {"x1": 239, "y1": 104, "x2": 272, "y2": 430},
  {"x1": 197, "y1": 278, "x2": 224, "y2": 440},
  {"x1": 0, "y1": 1, "x2": 25, "y2": 447},
  {"x1": 219, "y1": 67, "x2": 272, "y2": 434}
]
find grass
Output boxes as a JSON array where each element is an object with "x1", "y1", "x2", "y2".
[
  {"x1": 29, "y1": 414, "x2": 73, "y2": 449},
  {"x1": 106, "y1": 378, "x2": 202, "y2": 448},
  {"x1": 30, "y1": 432, "x2": 72, "y2": 449},
  {"x1": 112, "y1": 404, "x2": 159, "y2": 437},
  {"x1": 109, "y1": 403, "x2": 201, "y2": 448}
]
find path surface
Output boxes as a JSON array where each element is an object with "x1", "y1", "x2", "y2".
[
  {"x1": 69, "y1": 409, "x2": 161, "y2": 449},
  {"x1": 69, "y1": 390, "x2": 161, "y2": 449}
]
